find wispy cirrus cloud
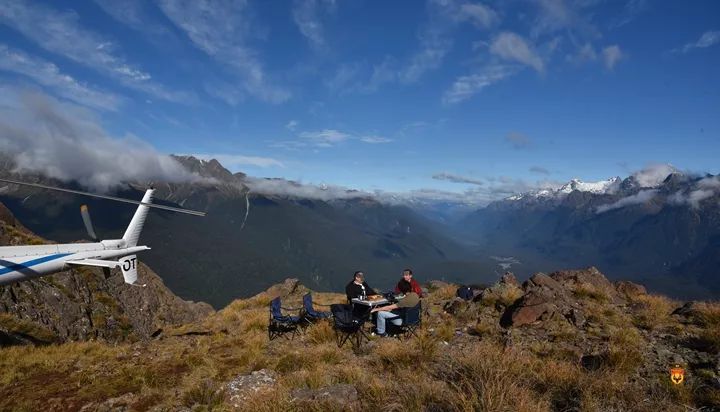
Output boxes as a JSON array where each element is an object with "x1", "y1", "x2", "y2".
[
  {"x1": 432, "y1": 172, "x2": 484, "y2": 185},
  {"x1": 274, "y1": 129, "x2": 392, "y2": 149},
  {"x1": 531, "y1": 0, "x2": 600, "y2": 39},
  {"x1": 157, "y1": 0, "x2": 290, "y2": 104},
  {"x1": 400, "y1": 0, "x2": 498, "y2": 84},
  {"x1": 360, "y1": 135, "x2": 393, "y2": 144},
  {"x1": 566, "y1": 43, "x2": 624, "y2": 70},
  {"x1": 442, "y1": 64, "x2": 519, "y2": 104},
  {"x1": 490, "y1": 32, "x2": 544, "y2": 72},
  {"x1": 299, "y1": 129, "x2": 351, "y2": 147},
  {"x1": 0, "y1": 0, "x2": 190, "y2": 103},
  {"x1": 610, "y1": 0, "x2": 648, "y2": 29},
  {"x1": 292, "y1": 0, "x2": 335, "y2": 50},
  {"x1": 92, "y1": 0, "x2": 174, "y2": 41},
  {"x1": 673, "y1": 30, "x2": 720, "y2": 53},
  {"x1": 0, "y1": 44, "x2": 122, "y2": 111},
  {"x1": 324, "y1": 57, "x2": 399, "y2": 95}
]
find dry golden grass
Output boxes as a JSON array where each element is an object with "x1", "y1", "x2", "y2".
[
  {"x1": 430, "y1": 284, "x2": 460, "y2": 302},
  {"x1": 1, "y1": 286, "x2": 716, "y2": 411},
  {"x1": 572, "y1": 283, "x2": 611, "y2": 303},
  {"x1": 630, "y1": 294, "x2": 677, "y2": 330},
  {"x1": 306, "y1": 320, "x2": 335, "y2": 344}
]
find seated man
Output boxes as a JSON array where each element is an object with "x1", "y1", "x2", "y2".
[
  {"x1": 371, "y1": 279, "x2": 420, "y2": 336},
  {"x1": 394, "y1": 268, "x2": 423, "y2": 297},
  {"x1": 345, "y1": 271, "x2": 378, "y2": 302}
]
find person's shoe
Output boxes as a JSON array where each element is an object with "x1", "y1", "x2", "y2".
[{"x1": 376, "y1": 332, "x2": 387, "y2": 337}]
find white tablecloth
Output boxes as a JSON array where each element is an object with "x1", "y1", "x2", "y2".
[{"x1": 351, "y1": 298, "x2": 389, "y2": 307}]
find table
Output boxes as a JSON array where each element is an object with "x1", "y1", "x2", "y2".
[{"x1": 351, "y1": 297, "x2": 390, "y2": 307}]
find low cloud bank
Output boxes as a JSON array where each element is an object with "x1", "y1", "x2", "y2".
[
  {"x1": 0, "y1": 90, "x2": 200, "y2": 192},
  {"x1": 596, "y1": 190, "x2": 658, "y2": 214},
  {"x1": 668, "y1": 176, "x2": 720, "y2": 209},
  {"x1": 631, "y1": 163, "x2": 677, "y2": 187},
  {"x1": 244, "y1": 177, "x2": 371, "y2": 202}
]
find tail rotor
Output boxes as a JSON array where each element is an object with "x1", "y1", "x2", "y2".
[{"x1": 80, "y1": 204, "x2": 111, "y2": 278}]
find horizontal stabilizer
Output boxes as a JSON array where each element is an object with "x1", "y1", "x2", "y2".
[{"x1": 66, "y1": 259, "x2": 120, "y2": 268}]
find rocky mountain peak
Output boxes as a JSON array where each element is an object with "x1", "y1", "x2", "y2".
[{"x1": 170, "y1": 155, "x2": 246, "y2": 184}]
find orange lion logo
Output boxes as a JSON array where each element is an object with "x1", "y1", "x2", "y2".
[{"x1": 670, "y1": 366, "x2": 684, "y2": 385}]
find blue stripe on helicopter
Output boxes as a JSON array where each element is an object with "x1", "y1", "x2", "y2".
[{"x1": 0, "y1": 253, "x2": 73, "y2": 276}]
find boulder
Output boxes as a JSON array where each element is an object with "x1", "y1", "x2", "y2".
[
  {"x1": 672, "y1": 301, "x2": 702, "y2": 317},
  {"x1": 615, "y1": 281, "x2": 647, "y2": 299},
  {"x1": 503, "y1": 271, "x2": 589, "y2": 328},
  {"x1": 264, "y1": 278, "x2": 309, "y2": 298},
  {"x1": 523, "y1": 273, "x2": 564, "y2": 292},
  {"x1": 225, "y1": 369, "x2": 276, "y2": 407},
  {"x1": 549, "y1": 267, "x2": 620, "y2": 302},
  {"x1": 508, "y1": 300, "x2": 554, "y2": 327},
  {"x1": 500, "y1": 272, "x2": 520, "y2": 288}
]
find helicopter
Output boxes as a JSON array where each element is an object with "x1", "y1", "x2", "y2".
[{"x1": 0, "y1": 177, "x2": 205, "y2": 287}]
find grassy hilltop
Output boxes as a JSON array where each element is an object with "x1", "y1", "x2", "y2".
[{"x1": 1, "y1": 272, "x2": 719, "y2": 411}]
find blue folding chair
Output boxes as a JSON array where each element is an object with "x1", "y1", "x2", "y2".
[
  {"x1": 268, "y1": 297, "x2": 302, "y2": 340},
  {"x1": 301, "y1": 293, "x2": 332, "y2": 324}
]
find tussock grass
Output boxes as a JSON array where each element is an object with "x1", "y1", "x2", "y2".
[
  {"x1": 572, "y1": 283, "x2": 610, "y2": 302},
  {"x1": 607, "y1": 327, "x2": 644, "y2": 373},
  {"x1": 431, "y1": 284, "x2": 459, "y2": 302},
  {"x1": 496, "y1": 284, "x2": 524, "y2": 307},
  {"x1": 631, "y1": 294, "x2": 677, "y2": 330},
  {"x1": 306, "y1": 320, "x2": 335, "y2": 344}
]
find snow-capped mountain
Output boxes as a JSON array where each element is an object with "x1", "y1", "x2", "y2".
[
  {"x1": 457, "y1": 171, "x2": 720, "y2": 300},
  {"x1": 506, "y1": 177, "x2": 621, "y2": 201}
]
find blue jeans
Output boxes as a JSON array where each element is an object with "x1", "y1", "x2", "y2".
[{"x1": 376, "y1": 310, "x2": 402, "y2": 334}]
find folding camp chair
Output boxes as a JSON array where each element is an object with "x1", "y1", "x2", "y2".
[
  {"x1": 268, "y1": 297, "x2": 302, "y2": 340},
  {"x1": 331, "y1": 303, "x2": 369, "y2": 349},
  {"x1": 301, "y1": 293, "x2": 332, "y2": 324},
  {"x1": 386, "y1": 301, "x2": 422, "y2": 339}
]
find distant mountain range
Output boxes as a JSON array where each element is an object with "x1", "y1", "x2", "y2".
[
  {"x1": 456, "y1": 172, "x2": 720, "y2": 299},
  {"x1": 1, "y1": 154, "x2": 718, "y2": 304},
  {"x1": 0, "y1": 155, "x2": 495, "y2": 308}
]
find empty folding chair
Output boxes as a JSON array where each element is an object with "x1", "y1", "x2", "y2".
[
  {"x1": 301, "y1": 293, "x2": 332, "y2": 324},
  {"x1": 331, "y1": 303, "x2": 369, "y2": 349},
  {"x1": 268, "y1": 296, "x2": 302, "y2": 340}
]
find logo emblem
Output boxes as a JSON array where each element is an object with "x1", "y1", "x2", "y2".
[{"x1": 670, "y1": 365, "x2": 684, "y2": 385}]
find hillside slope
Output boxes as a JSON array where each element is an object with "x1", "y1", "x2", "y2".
[{"x1": 0, "y1": 269, "x2": 718, "y2": 411}]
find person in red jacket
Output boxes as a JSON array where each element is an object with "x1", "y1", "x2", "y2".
[{"x1": 394, "y1": 268, "x2": 422, "y2": 297}]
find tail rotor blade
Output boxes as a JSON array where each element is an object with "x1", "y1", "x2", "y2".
[{"x1": 80, "y1": 204, "x2": 98, "y2": 241}]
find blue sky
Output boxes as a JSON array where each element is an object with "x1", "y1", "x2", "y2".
[{"x1": 0, "y1": 0, "x2": 718, "y2": 201}]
